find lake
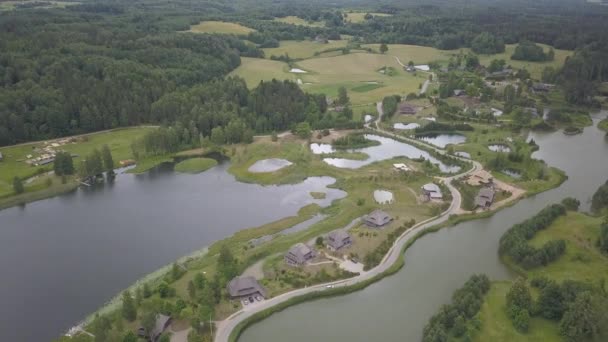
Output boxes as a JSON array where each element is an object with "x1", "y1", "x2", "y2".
[
  {"x1": 322, "y1": 135, "x2": 461, "y2": 173},
  {"x1": 416, "y1": 133, "x2": 466, "y2": 148},
  {"x1": 0, "y1": 162, "x2": 346, "y2": 341},
  {"x1": 239, "y1": 112, "x2": 608, "y2": 342}
]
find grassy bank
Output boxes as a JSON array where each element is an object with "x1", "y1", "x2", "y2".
[
  {"x1": 472, "y1": 211, "x2": 607, "y2": 341},
  {"x1": 599, "y1": 118, "x2": 608, "y2": 132},
  {"x1": 174, "y1": 158, "x2": 218, "y2": 174}
]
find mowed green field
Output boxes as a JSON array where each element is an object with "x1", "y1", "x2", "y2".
[
  {"x1": 262, "y1": 40, "x2": 349, "y2": 59},
  {"x1": 0, "y1": 127, "x2": 155, "y2": 196},
  {"x1": 273, "y1": 16, "x2": 325, "y2": 27},
  {"x1": 344, "y1": 12, "x2": 392, "y2": 23},
  {"x1": 188, "y1": 21, "x2": 255, "y2": 35},
  {"x1": 0, "y1": 0, "x2": 79, "y2": 11},
  {"x1": 229, "y1": 57, "x2": 295, "y2": 88},
  {"x1": 297, "y1": 52, "x2": 427, "y2": 104}
]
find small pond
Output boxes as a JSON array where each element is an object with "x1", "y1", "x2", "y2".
[
  {"x1": 248, "y1": 158, "x2": 292, "y2": 173},
  {"x1": 374, "y1": 190, "x2": 394, "y2": 204},
  {"x1": 322, "y1": 135, "x2": 461, "y2": 173},
  {"x1": 393, "y1": 123, "x2": 420, "y2": 130},
  {"x1": 488, "y1": 144, "x2": 511, "y2": 153},
  {"x1": 454, "y1": 151, "x2": 471, "y2": 159},
  {"x1": 501, "y1": 169, "x2": 522, "y2": 179},
  {"x1": 416, "y1": 133, "x2": 466, "y2": 148},
  {"x1": 310, "y1": 143, "x2": 335, "y2": 154}
]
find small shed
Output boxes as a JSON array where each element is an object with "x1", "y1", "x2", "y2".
[
  {"x1": 453, "y1": 89, "x2": 465, "y2": 97},
  {"x1": 364, "y1": 209, "x2": 393, "y2": 228},
  {"x1": 393, "y1": 163, "x2": 410, "y2": 172},
  {"x1": 150, "y1": 314, "x2": 171, "y2": 342}
]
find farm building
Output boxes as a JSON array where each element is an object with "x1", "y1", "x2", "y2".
[
  {"x1": 227, "y1": 276, "x2": 267, "y2": 299},
  {"x1": 475, "y1": 187, "x2": 496, "y2": 209},
  {"x1": 284, "y1": 243, "x2": 316, "y2": 266},
  {"x1": 326, "y1": 230, "x2": 352, "y2": 251},
  {"x1": 532, "y1": 83, "x2": 552, "y2": 93},
  {"x1": 398, "y1": 102, "x2": 417, "y2": 115},
  {"x1": 364, "y1": 209, "x2": 393, "y2": 228},
  {"x1": 422, "y1": 183, "x2": 443, "y2": 201}
]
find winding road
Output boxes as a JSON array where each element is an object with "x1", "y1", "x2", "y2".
[{"x1": 214, "y1": 103, "x2": 481, "y2": 342}]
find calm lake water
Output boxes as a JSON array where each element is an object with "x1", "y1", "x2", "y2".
[
  {"x1": 0, "y1": 163, "x2": 346, "y2": 341},
  {"x1": 416, "y1": 133, "x2": 466, "y2": 148},
  {"x1": 240, "y1": 112, "x2": 608, "y2": 342},
  {"x1": 323, "y1": 134, "x2": 461, "y2": 173}
]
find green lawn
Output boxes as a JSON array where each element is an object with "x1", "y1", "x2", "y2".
[
  {"x1": 174, "y1": 157, "x2": 218, "y2": 174},
  {"x1": 0, "y1": 0, "x2": 79, "y2": 11},
  {"x1": 188, "y1": 21, "x2": 255, "y2": 35},
  {"x1": 229, "y1": 57, "x2": 295, "y2": 88},
  {"x1": 474, "y1": 282, "x2": 562, "y2": 342},
  {"x1": 262, "y1": 40, "x2": 348, "y2": 60},
  {"x1": 0, "y1": 127, "x2": 155, "y2": 197},
  {"x1": 273, "y1": 16, "x2": 325, "y2": 27}
]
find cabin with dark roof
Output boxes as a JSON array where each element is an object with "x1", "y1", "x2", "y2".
[
  {"x1": 227, "y1": 276, "x2": 267, "y2": 299},
  {"x1": 363, "y1": 209, "x2": 393, "y2": 228},
  {"x1": 284, "y1": 243, "x2": 316, "y2": 266},
  {"x1": 138, "y1": 314, "x2": 171, "y2": 342},
  {"x1": 532, "y1": 83, "x2": 552, "y2": 93},
  {"x1": 326, "y1": 230, "x2": 352, "y2": 251},
  {"x1": 475, "y1": 187, "x2": 495, "y2": 209}
]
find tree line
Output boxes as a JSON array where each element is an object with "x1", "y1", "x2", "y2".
[
  {"x1": 498, "y1": 202, "x2": 569, "y2": 269},
  {"x1": 422, "y1": 274, "x2": 491, "y2": 342}
]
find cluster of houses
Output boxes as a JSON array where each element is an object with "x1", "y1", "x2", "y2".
[{"x1": 23, "y1": 138, "x2": 77, "y2": 166}]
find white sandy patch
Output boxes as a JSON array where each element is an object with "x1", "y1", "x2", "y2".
[{"x1": 290, "y1": 68, "x2": 307, "y2": 73}]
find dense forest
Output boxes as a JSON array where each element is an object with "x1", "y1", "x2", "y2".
[{"x1": 1, "y1": 0, "x2": 608, "y2": 146}]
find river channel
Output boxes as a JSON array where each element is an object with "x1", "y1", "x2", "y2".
[{"x1": 240, "y1": 112, "x2": 608, "y2": 342}]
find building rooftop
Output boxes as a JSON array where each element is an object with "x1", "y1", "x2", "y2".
[
  {"x1": 327, "y1": 230, "x2": 352, "y2": 250},
  {"x1": 285, "y1": 243, "x2": 315, "y2": 265},
  {"x1": 227, "y1": 276, "x2": 267, "y2": 298},
  {"x1": 364, "y1": 209, "x2": 393, "y2": 227}
]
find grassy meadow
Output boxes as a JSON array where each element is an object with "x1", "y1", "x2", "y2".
[
  {"x1": 229, "y1": 57, "x2": 295, "y2": 88},
  {"x1": 474, "y1": 211, "x2": 607, "y2": 341},
  {"x1": 262, "y1": 40, "x2": 349, "y2": 59},
  {"x1": 344, "y1": 12, "x2": 392, "y2": 23},
  {"x1": 174, "y1": 157, "x2": 218, "y2": 174},
  {"x1": 273, "y1": 16, "x2": 325, "y2": 27},
  {"x1": 188, "y1": 21, "x2": 255, "y2": 35}
]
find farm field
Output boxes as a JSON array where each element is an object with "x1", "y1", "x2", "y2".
[
  {"x1": 344, "y1": 12, "x2": 392, "y2": 23},
  {"x1": 229, "y1": 57, "x2": 295, "y2": 88},
  {"x1": 364, "y1": 43, "x2": 572, "y2": 79},
  {"x1": 188, "y1": 21, "x2": 255, "y2": 35},
  {"x1": 273, "y1": 16, "x2": 325, "y2": 27},
  {"x1": 262, "y1": 40, "x2": 349, "y2": 59}
]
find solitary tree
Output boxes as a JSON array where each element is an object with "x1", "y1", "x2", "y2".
[
  {"x1": 379, "y1": 43, "x2": 388, "y2": 54},
  {"x1": 337, "y1": 86, "x2": 349, "y2": 105},
  {"x1": 295, "y1": 122, "x2": 312, "y2": 139},
  {"x1": 13, "y1": 176, "x2": 24, "y2": 194},
  {"x1": 101, "y1": 145, "x2": 114, "y2": 173}
]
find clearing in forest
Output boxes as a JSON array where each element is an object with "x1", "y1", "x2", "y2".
[{"x1": 188, "y1": 21, "x2": 255, "y2": 35}]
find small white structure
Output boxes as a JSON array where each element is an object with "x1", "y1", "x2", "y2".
[
  {"x1": 414, "y1": 65, "x2": 430, "y2": 71},
  {"x1": 289, "y1": 68, "x2": 307, "y2": 73},
  {"x1": 422, "y1": 183, "x2": 443, "y2": 201},
  {"x1": 393, "y1": 163, "x2": 410, "y2": 172},
  {"x1": 491, "y1": 108, "x2": 503, "y2": 117}
]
